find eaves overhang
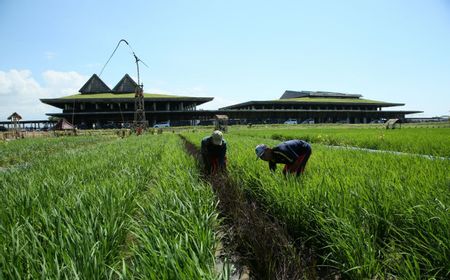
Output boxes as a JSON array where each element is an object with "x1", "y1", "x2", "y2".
[
  {"x1": 46, "y1": 109, "x2": 423, "y2": 117},
  {"x1": 219, "y1": 100, "x2": 404, "y2": 109}
]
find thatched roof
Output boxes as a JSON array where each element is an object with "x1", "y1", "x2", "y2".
[
  {"x1": 280, "y1": 90, "x2": 362, "y2": 99},
  {"x1": 7, "y1": 112, "x2": 22, "y2": 120},
  {"x1": 112, "y1": 74, "x2": 138, "y2": 93},
  {"x1": 79, "y1": 74, "x2": 111, "y2": 94}
]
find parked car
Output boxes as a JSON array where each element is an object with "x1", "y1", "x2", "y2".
[
  {"x1": 284, "y1": 119, "x2": 298, "y2": 125},
  {"x1": 0, "y1": 126, "x2": 7, "y2": 132},
  {"x1": 301, "y1": 119, "x2": 315, "y2": 124},
  {"x1": 153, "y1": 121, "x2": 170, "y2": 128}
]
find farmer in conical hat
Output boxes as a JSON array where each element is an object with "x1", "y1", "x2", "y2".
[
  {"x1": 201, "y1": 130, "x2": 227, "y2": 175},
  {"x1": 255, "y1": 140, "x2": 311, "y2": 177}
]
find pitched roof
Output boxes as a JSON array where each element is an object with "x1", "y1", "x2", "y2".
[
  {"x1": 7, "y1": 112, "x2": 22, "y2": 120},
  {"x1": 218, "y1": 97, "x2": 403, "y2": 110},
  {"x1": 275, "y1": 97, "x2": 388, "y2": 104},
  {"x1": 280, "y1": 90, "x2": 362, "y2": 99},
  {"x1": 79, "y1": 74, "x2": 111, "y2": 94},
  {"x1": 112, "y1": 74, "x2": 138, "y2": 93},
  {"x1": 52, "y1": 118, "x2": 75, "y2": 130},
  {"x1": 59, "y1": 93, "x2": 183, "y2": 99}
]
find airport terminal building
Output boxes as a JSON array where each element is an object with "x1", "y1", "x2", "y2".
[
  {"x1": 41, "y1": 74, "x2": 421, "y2": 127},
  {"x1": 41, "y1": 74, "x2": 213, "y2": 128},
  {"x1": 218, "y1": 90, "x2": 421, "y2": 124}
]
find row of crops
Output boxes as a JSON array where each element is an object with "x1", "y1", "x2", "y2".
[
  {"x1": 1, "y1": 125, "x2": 449, "y2": 279},
  {"x1": 0, "y1": 135, "x2": 117, "y2": 167},
  {"x1": 182, "y1": 129, "x2": 450, "y2": 279},
  {"x1": 0, "y1": 135, "x2": 220, "y2": 279},
  {"x1": 230, "y1": 126, "x2": 450, "y2": 157}
]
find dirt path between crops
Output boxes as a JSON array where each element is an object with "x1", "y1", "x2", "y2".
[{"x1": 180, "y1": 135, "x2": 340, "y2": 280}]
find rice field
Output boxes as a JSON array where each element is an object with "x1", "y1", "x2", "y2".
[
  {"x1": 1, "y1": 125, "x2": 449, "y2": 279},
  {"x1": 0, "y1": 134, "x2": 219, "y2": 279},
  {"x1": 229, "y1": 126, "x2": 450, "y2": 157}
]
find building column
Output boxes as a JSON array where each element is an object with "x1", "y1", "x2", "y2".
[
  {"x1": 166, "y1": 102, "x2": 170, "y2": 111},
  {"x1": 180, "y1": 102, "x2": 184, "y2": 111}
]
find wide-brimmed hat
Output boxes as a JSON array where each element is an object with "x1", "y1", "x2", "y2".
[
  {"x1": 255, "y1": 144, "x2": 268, "y2": 159},
  {"x1": 211, "y1": 130, "x2": 223, "y2": 145}
]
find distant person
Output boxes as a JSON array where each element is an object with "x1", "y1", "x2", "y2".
[
  {"x1": 255, "y1": 140, "x2": 311, "y2": 177},
  {"x1": 201, "y1": 130, "x2": 227, "y2": 174}
]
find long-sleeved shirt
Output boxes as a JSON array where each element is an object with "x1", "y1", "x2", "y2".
[
  {"x1": 269, "y1": 140, "x2": 310, "y2": 171},
  {"x1": 201, "y1": 136, "x2": 227, "y2": 166}
]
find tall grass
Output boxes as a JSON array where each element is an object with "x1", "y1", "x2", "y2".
[
  {"x1": 0, "y1": 134, "x2": 219, "y2": 279},
  {"x1": 0, "y1": 135, "x2": 115, "y2": 167},
  {"x1": 230, "y1": 127, "x2": 450, "y2": 157},
  {"x1": 183, "y1": 131, "x2": 450, "y2": 279},
  {"x1": 121, "y1": 136, "x2": 219, "y2": 279}
]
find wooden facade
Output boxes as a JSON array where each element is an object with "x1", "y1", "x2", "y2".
[
  {"x1": 41, "y1": 76, "x2": 421, "y2": 127},
  {"x1": 41, "y1": 74, "x2": 214, "y2": 128},
  {"x1": 218, "y1": 90, "x2": 421, "y2": 124}
]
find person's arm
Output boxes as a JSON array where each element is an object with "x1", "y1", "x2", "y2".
[
  {"x1": 201, "y1": 139, "x2": 208, "y2": 156},
  {"x1": 201, "y1": 139, "x2": 210, "y2": 169},
  {"x1": 218, "y1": 142, "x2": 227, "y2": 167},
  {"x1": 269, "y1": 161, "x2": 276, "y2": 171}
]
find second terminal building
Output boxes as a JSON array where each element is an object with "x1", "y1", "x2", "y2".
[{"x1": 219, "y1": 90, "x2": 421, "y2": 124}]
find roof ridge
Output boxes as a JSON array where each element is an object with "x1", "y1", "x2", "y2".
[
  {"x1": 79, "y1": 74, "x2": 111, "y2": 94},
  {"x1": 112, "y1": 74, "x2": 138, "y2": 93}
]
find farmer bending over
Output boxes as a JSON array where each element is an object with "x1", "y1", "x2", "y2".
[
  {"x1": 201, "y1": 130, "x2": 227, "y2": 175},
  {"x1": 255, "y1": 140, "x2": 311, "y2": 176}
]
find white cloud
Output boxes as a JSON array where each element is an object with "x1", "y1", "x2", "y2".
[
  {"x1": 0, "y1": 69, "x2": 87, "y2": 120},
  {"x1": 0, "y1": 73, "x2": 241, "y2": 121},
  {"x1": 0, "y1": 70, "x2": 41, "y2": 95},
  {"x1": 42, "y1": 70, "x2": 87, "y2": 97}
]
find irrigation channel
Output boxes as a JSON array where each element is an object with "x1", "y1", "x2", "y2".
[{"x1": 180, "y1": 135, "x2": 340, "y2": 280}]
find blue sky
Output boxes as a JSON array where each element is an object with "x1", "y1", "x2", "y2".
[{"x1": 1, "y1": 0, "x2": 449, "y2": 120}]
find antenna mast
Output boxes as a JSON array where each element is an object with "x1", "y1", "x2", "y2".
[
  {"x1": 133, "y1": 52, "x2": 147, "y2": 134},
  {"x1": 100, "y1": 39, "x2": 149, "y2": 133}
]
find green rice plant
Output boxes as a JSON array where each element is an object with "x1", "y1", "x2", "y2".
[
  {"x1": 229, "y1": 126, "x2": 450, "y2": 157},
  {"x1": 0, "y1": 135, "x2": 115, "y2": 167},
  {"x1": 182, "y1": 131, "x2": 450, "y2": 279},
  {"x1": 119, "y1": 136, "x2": 219, "y2": 279},
  {"x1": 0, "y1": 134, "x2": 219, "y2": 279}
]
